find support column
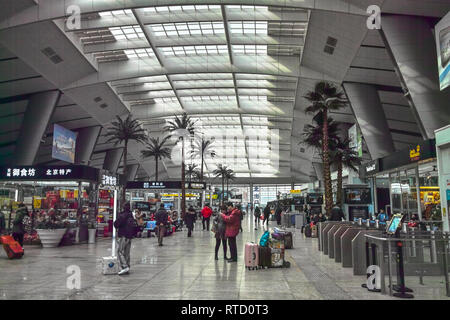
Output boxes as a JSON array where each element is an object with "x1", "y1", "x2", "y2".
[
  {"x1": 75, "y1": 126, "x2": 101, "y2": 165},
  {"x1": 312, "y1": 162, "x2": 324, "y2": 189},
  {"x1": 103, "y1": 148, "x2": 123, "y2": 174},
  {"x1": 381, "y1": 15, "x2": 450, "y2": 138},
  {"x1": 249, "y1": 183, "x2": 253, "y2": 214},
  {"x1": 343, "y1": 83, "x2": 395, "y2": 159},
  {"x1": 125, "y1": 164, "x2": 139, "y2": 182},
  {"x1": 15, "y1": 90, "x2": 60, "y2": 165}
]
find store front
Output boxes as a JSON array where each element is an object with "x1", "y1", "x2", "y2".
[
  {"x1": 362, "y1": 139, "x2": 440, "y2": 223},
  {"x1": 0, "y1": 165, "x2": 100, "y2": 245}
]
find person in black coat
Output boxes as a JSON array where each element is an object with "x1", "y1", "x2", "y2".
[
  {"x1": 185, "y1": 206, "x2": 196, "y2": 237},
  {"x1": 253, "y1": 206, "x2": 261, "y2": 230},
  {"x1": 154, "y1": 204, "x2": 168, "y2": 246},
  {"x1": 113, "y1": 202, "x2": 135, "y2": 275},
  {"x1": 275, "y1": 205, "x2": 282, "y2": 226},
  {"x1": 263, "y1": 205, "x2": 271, "y2": 228},
  {"x1": 329, "y1": 205, "x2": 345, "y2": 221}
]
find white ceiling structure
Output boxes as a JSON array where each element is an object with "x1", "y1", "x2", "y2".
[{"x1": 0, "y1": 0, "x2": 449, "y2": 184}]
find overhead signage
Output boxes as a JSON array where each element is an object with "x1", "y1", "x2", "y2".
[
  {"x1": 52, "y1": 124, "x2": 77, "y2": 163},
  {"x1": 381, "y1": 139, "x2": 436, "y2": 171},
  {"x1": 290, "y1": 190, "x2": 301, "y2": 194},
  {"x1": 362, "y1": 159, "x2": 380, "y2": 176},
  {"x1": 126, "y1": 181, "x2": 206, "y2": 190},
  {"x1": 0, "y1": 165, "x2": 99, "y2": 182},
  {"x1": 349, "y1": 124, "x2": 363, "y2": 158},
  {"x1": 435, "y1": 11, "x2": 450, "y2": 91}
]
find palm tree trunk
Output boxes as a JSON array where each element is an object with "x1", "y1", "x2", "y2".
[
  {"x1": 181, "y1": 138, "x2": 186, "y2": 219},
  {"x1": 226, "y1": 179, "x2": 229, "y2": 201},
  {"x1": 201, "y1": 152, "x2": 204, "y2": 182},
  {"x1": 155, "y1": 156, "x2": 159, "y2": 181},
  {"x1": 122, "y1": 141, "x2": 128, "y2": 206},
  {"x1": 322, "y1": 110, "x2": 333, "y2": 216},
  {"x1": 221, "y1": 176, "x2": 225, "y2": 205},
  {"x1": 337, "y1": 160, "x2": 343, "y2": 207}
]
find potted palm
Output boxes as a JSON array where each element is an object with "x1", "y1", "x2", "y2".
[
  {"x1": 141, "y1": 136, "x2": 172, "y2": 181},
  {"x1": 304, "y1": 81, "x2": 347, "y2": 216},
  {"x1": 35, "y1": 213, "x2": 68, "y2": 248},
  {"x1": 105, "y1": 114, "x2": 148, "y2": 203},
  {"x1": 213, "y1": 164, "x2": 229, "y2": 205}
]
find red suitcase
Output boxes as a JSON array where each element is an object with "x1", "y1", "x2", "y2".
[
  {"x1": 245, "y1": 242, "x2": 259, "y2": 270},
  {"x1": 1, "y1": 236, "x2": 24, "y2": 259}
]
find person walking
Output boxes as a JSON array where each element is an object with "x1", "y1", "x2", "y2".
[
  {"x1": 213, "y1": 205, "x2": 229, "y2": 260},
  {"x1": 221, "y1": 202, "x2": 241, "y2": 263},
  {"x1": 201, "y1": 203, "x2": 213, "y2": 231},
  {"x1": 185, "y1": 206, "x2": 196, "y2": 237},
  {"x1": 12, "y1": 203, "x2": 28, "y2": 248},
  {"x1": 253, "y1": 205, "x2": 261, "y2": 230},
  {"x1": 155, "y1": 203, "x2": 168, "y2": 246},
  {"x1": 275, "y1": 205, "x2": 282, "y2": 226},
  {"x1": 330, "y1": 204, "x2": 345, "y2": 221},
  {"x1": 113, "y1": 202, "x2": 136, "y2": 275},
  {"x1": 237, "y1": 204, "x2": 244, "y2": 232},
  {"x1": 263, "y1": 205, "x2": 271, "y2": 228}
]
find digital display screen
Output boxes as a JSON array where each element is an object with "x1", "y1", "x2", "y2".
[
  {"x1": 306, "y1": 193, "x2": 323, "y2": 205},
  {"x1": 387, "y1": 214, "x2": 403, "y2": 235},
  {"x1": 134, "y1": 202, "x2": 150, "y2": 211},
  {"x1": 344, "y1": 188, "x2": 372, "y2": 204},
  {"x1": 436, "y1": 12, "x2": 450, "y2": 91}
]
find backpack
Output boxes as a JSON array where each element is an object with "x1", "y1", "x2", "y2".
[
  {"x1": 126, "y1": 216, "x2": 139, "y2": 237},
  {"x1": 259, "y1": 231, "x2": 270, "y2": 247}
]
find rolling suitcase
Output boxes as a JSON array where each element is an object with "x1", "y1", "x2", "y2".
[
  {"x1": 284, "y1": 232, "x2": 293, "y2": 249},
  {"x1": 1, "y1": 235, "x2": 24, "y2": 259},
  {"x1": 311, "y1": 225, "x2": 318, "y2": 238},
  {"x1": 102, "y1": 256, "x2": 119, "y2": 275},
  {"x1": 245, "y1": 242, "x2": 259, "y2": 270},
  {"x1": 258, "y1": 246, "x2": 271, "y2": 268},
  {"x1": 304, "y1": 224, "x2": 312, "y2": 238}
]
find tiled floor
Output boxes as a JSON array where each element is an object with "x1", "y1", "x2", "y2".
[{"x1": 0, "y1": 215, "x2": 449, "y2": 300}]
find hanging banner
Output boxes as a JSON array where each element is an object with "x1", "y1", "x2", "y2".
[
  {"x1": 52, "y1": 124, "x2": 77, "y2": 163},
  {"x1": 348, "y1": 124, "x2": 363, "y2": 157},
  {"x1": 435, "y1": 11, "x2": 450, "y2": 91}
]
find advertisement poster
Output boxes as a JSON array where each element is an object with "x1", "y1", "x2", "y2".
[
  {"x1": 436, "y1": 11, "x2": 450, "y2": 91},
  {"x1": 348, "y1": 124, "x2": 362, "y2": 157},
  {"x1": 52, "y1": 124, "x2": 77, "y2": 163}
]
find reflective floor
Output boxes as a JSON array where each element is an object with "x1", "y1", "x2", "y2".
[{"x1": 0, "y1": 214, "x2": 449, "y2": 300}]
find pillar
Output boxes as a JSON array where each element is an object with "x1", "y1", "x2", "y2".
[
  {"x1": 103, "y1": 148, "x2": 123, "y2": 173},
  {"x1": 343, "y1": 83, "x2": 395, "y2": 159},
  {"x1": 381, "y1": 15, "x2": 450, "y2": 138},
  {"x1": 125, "y1": 164, "x2": 139, "y2": 181},
  {"x1": 75, "y1": 126, "x2": 101, "y2": 165},
  {"x1": 250, "y1": 183, "x2": 254, "y2": 214},
  {"x1": 312, "y1": 162, "x2": 324, "y2": 189},
  {"x1": 15, "y1": 90, "x2": 60, "y2": 165}
]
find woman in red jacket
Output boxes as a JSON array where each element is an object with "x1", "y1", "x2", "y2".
[{"x1": 221, "y1": 202, "x2": 241, "y2": 263}]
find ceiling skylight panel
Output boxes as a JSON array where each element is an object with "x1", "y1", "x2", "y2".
[
  {"x1": 233, "y1": 45, "x2": 267, "y2": 55},
  {"x1": 109, "y1": 26, "x2": 145, "y2": 40},
  {"x1": 99, "y1": 9, "x2": 133, "y2": 17},
  {"x1": 160, "y1": 45, "x2": 228, "y2": 56}
]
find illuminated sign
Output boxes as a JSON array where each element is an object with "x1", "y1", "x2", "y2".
[
  {"x1": 410, "y1": 145, "x2": 421, "y2": 161},
  {"x1": 0, "y1": 165, "x2": 99, "y2": 181},
  {"x1": 290, "y1": 190, "x2": 301, "y2": 194},
  {"x1": 101, "y1": 174, "x2": 117, "y2": 186}
]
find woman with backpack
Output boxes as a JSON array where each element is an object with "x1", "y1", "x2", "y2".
[{"x1": 212, "y1": 205, "x2": 229, "y2": 260}]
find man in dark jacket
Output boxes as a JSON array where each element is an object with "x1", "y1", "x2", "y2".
[
  {"x1": 253, "y1": 206, "x2": 261, "y2": 230},
  {"x1": 12, "y1": 203, "x2": 28, "y2": 248},
  {"x1": 155, "y1": 203, "x2": 168, "y2": 246},
  {"x1": 275, "y1": 205, "x2": 282, "y2": 226},
  {"x1": 113, "y1": 202, "x2": 135, "y2": 275},
  {"x1": 263, "y1": 205, "x2": 271, "y2": 228},
  {"x1": 330, "y1": 205, "x2": 345, "y2": 221}
]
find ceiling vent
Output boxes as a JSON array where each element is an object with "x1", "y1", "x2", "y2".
[
  {"x1": 41, "y1": 47, "x2": 63, "y2": 64},
  {"x1": 300, "y1": 147, "x2": 305, "y2": 153},
  {"x1": 324, "y1": 36, "x2": 338, "y2": 55},
  {"x1": 94, "y1": 97, "x2": 103, "y2": 102},
  {"x1": 99, "y1": 103, "x2": 108, "y2": 109}
]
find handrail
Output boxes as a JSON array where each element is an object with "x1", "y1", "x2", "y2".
[{"x1": 364, "y1": 233, "x2": 450, "y2": 243}]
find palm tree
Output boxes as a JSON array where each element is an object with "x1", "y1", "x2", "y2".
[
  {"x1": 185, "y1": 163, "x2": 201, "y2": 182},
  {"x1": 191, "y1": 137, "x2": 216, "y2": 181},
  {"x1": 212, "y1": 164, "x2": 229, "y2": 205},
  {"x1": 105, "y1": 114, "x2": 147, "y2": 202},
  {"x1": 225, "y1": 168, "x2": 236, "y2": 201},
  {"x1": 164, "y1": 113, "x2": 196, "y2": 218},
  {"x1": 141, "y1": 136, "x2": 172, "y2": 181},
  {"x1": 304, "y1": 81, "x2": 347, "y2": 216},
  {"x1": 301, "y1": 113, "x2": 340, "y2": 150},
  {"x1": 331, "y1": 138, "x2": 362, "y2": 206}
]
